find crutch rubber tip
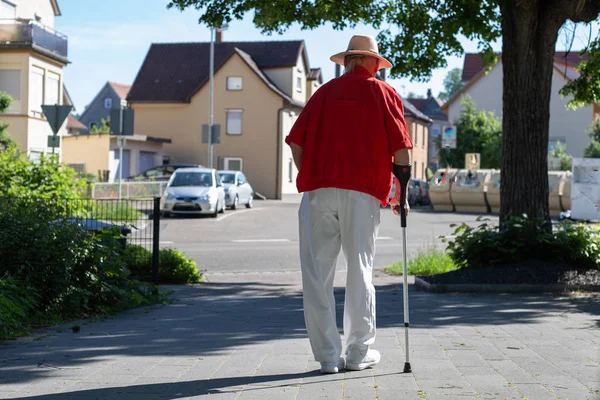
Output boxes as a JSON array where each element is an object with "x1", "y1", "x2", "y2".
[{"x1": 403, "y1": 363, "x2": 412, "y2": 373}]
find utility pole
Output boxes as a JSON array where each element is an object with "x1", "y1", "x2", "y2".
[{"x1": 208, "y1": 27, "x2": 214, "y2": 169}]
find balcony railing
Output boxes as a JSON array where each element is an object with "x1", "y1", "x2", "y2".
[{"x1": 0, "y1": 19, "x2": 68, "y2": 61}]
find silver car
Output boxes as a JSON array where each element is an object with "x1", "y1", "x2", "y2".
[
  {"x1": 161, "y1": 168, "x2": 225, "y2": 218},
  {"x1": 218, "y1": 170, "x2": 254, "y2": 209}
]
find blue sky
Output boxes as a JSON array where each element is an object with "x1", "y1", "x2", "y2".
[{"x1": 54, "y1": 1, "x2": 596, "y2": 113}]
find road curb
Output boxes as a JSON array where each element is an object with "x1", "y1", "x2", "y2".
[{"x1": 414, "y1": 277, "x2": 600, "y2": 293}]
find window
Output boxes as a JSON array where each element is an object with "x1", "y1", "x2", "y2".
[
  {"x1": 238, "y1": 173, "x2": 247, "y2": 184},
  {"x1": 422, "y1": 128, "x2": 426, "y2": 148},
  {"x1": 226, "y1": 109, "x2": 243, "y2": 134},
  {"x1": 296, "y1": 76, "x2": 302, "y2": 92},
  {"x1": 226, "y1": 76, "x2": 243, "y2": 91},
  {"x1": 0, "y1": 1, "x2": 16, "y2": 19},
  {"x1": 104, "y1": 98, "x2": 112, "y2": 109},
  {"x1": 224, "y1": 157, "x2": 243, "y2": 171},
  {"x1": 413, "y1": 122, "x2": 418, "y2": 146},
  {"x1": 0, "y1": 70, "x2": 20, "y2": 112},
  {"x1": 29, "y1": 149, "x2": 43, "y2": 164},
  {"x1": 46, "y1": 72, "x2": 60, "y2": 105},
  {"x1": 30, "y1": 66, "x2": 44, "y2": 115},
  {"x1": 89, "y1": 121, "x2": 97, "y2": 131}
]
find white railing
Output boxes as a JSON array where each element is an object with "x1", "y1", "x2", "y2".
[{"x1": 91, "y1": 182, "x2": 167, "y2": 199}]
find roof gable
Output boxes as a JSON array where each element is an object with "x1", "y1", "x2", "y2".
[
  {"x1": 407, "y1": 97, "x2": 448, "y2": 121},
  {"x1": 108, "y1": 82, "x2": 131, "y2": 100},
  {"x1": 128, "y1": 41, "x2": 305, "y2": 103},
  {"x1": 462, "y1": 51, "x2": 587, "y2": 82},
  {"x1": 401, "y1": 96, "x2": 433, "y2": 123}
]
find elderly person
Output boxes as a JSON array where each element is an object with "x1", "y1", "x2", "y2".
[{"x1": 285, "y1": 35, "x2": 413, "y2": 374}]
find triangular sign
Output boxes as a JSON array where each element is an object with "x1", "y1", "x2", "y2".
[{"x1": 42, "y1": 105, "x2": 73, "y2": 135}]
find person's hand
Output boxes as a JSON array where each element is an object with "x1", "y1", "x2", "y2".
[{"x1": 390, "y1": 177, "x2": 410, "y2": 217}]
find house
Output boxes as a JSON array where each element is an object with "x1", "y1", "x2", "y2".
[
  {"x1": 66, "y1": 114, "x2": 85, "y2": 135},
  {"x1": 78, "y1": 81, "x2": 131, "y2": 132},
  {"x1": 127, "y1": 38, "x2": 322, "y2": 199},
  {"x1": 62, "y1": 133, "x2": 172, "y2": 182},
  {"x1": 442, "y1": 52, "x2": 598, "y2": 157},
  {"x1": 408, "y1": 89, "x2": 449, "y2": 172},
  {"x1": 401, "y1": 97, "x2": 432, "y2": 180},
  {"x1": 0, "y1": 0, "x2": 69, "y2": 160}
]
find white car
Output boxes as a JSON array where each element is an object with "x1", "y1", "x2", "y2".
[
  {"x1": 161, "y1": 168, "x2": 225, "y2": 218},
  {"x1": 218, "y1": 170, "x2": 254, "y2": 210}
]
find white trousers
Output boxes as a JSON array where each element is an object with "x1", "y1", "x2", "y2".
[{"x1": 298, "y1": 188, "x2": 380, "y2": 363}]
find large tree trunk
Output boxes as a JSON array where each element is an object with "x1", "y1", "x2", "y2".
[{"x1": 498, "y1": 1, "x2": 562, "y2": 231}]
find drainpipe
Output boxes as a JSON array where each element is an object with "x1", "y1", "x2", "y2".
[{"x1": 275, "y1": 102, "x2": 289, "y2": 200}]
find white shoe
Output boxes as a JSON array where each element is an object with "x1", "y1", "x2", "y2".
[
  {"x1": 345, "y1": 349, "x2": 381, "y2": 371},
  {"x1": 320, "y1": 357, "x2": 345, "y2": 374}
]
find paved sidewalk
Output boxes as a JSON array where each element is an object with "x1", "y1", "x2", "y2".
[{"x1": 0, "y1": 270, "x2": 599, "y2": 400}]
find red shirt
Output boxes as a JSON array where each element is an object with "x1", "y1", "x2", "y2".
[{"x1": 285, "y1": 67, "x2": 413, "y2": 206}]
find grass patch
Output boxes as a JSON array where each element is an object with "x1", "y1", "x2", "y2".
[
  {"x1": 92, "y1": 201, "x2": 144, "y2": 221},
  {"x1": 385, "y1": 247, "x2": 458, "y2": 276}
]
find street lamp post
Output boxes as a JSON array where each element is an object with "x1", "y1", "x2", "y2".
[{"x1": 208, "y1": 23, "x2": 228, "y2": 169}]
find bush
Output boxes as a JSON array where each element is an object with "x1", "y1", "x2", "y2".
[
  {"x1": 0, "y1": 277, "x2": 36, "y2": 339},
  {"x1": 446, "y1": 215, "x2": 600, "y2": 269},
  {"x1": 122, "y1": 245, "x2": 203, "y2": 284},
  {"x1": 92, "y1": 201, "x2": 144, "y2": 221},
  {"x1": 385, "y1": 246, "x2": 458, "y2": 276}
]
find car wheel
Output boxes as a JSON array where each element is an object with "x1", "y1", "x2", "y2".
[
  {"x1": 246, "y1": 195, "x2": 253, "y2": 209},
  {"x1": 211, "y1": 202, "x2": 219, "y2": 218},
  {"x1": 162, "y1": 211, "x2": 170, "y2": 218},
  {"x1": 231, "y1": 195, "x2": 238, "y2": 210}
]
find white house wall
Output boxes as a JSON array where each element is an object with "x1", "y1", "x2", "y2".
[
  {"x1": 280, "y1": 109, "x2": 299, "y2": 195},
  {"x1": 447, "y1": 59, "x2": 594, "y2": 157},
  {"x1": 292, "y1": 53, "x2": 307, "y2": 104},
  {"x1": 263, "y1": 68, "x2": 293, "y2": 98},
  {"x1": 548, "y1": 69, "x2": 594, "y2": 157},
  {"x1": 9, "y1": 0, "x2": 57, "y2": 28}
]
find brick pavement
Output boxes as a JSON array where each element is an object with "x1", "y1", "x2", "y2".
[{"x1": 0, "y1": 270, "x2": 599, "y2": 400}]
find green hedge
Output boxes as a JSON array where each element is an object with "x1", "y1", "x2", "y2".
[
  {"x1": 123, "y1": 245, "x2": 203, "y2": 284},
  {"x1": 446, "y1": 215, "x2": 600, "y2": 269}
]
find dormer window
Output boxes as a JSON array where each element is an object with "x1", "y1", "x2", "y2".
[{"x1": 296, "y1": 76, "x2": 302, "y2": 93}]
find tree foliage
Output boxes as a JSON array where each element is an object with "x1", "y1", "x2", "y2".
[
  {"x1": 90, "y1": 117, "x2": 110, "y2": 134},
  {"x1": 584, "y1": 119, "x2": 600, "y2": 158},
  {"x1": 549, "y1": 141, "x2": 572, "y2": 171},
  {"x1": 437, "y1": 96, "x2": 502, "y2": 169},
  {"x1": 438, "y1": 68, "x2": 465, "y2": 102}
]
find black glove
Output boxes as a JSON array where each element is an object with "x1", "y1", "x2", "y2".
[{"x1": 393, "y1": 164, "x2": 412, "y2": 228}]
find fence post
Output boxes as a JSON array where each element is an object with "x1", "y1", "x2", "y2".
[{"x1": 152, "y1": 196, "x2": 160, "y2": 294}]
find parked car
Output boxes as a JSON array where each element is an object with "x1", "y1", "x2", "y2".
[
  {"x1": 161, "y1": 168, "x2": 225, "y2": 218},
  {"x1": 127, "y1": 164, "x2": 203, "y2": 182},
  {"x1": 388, "y1": 178, "x2": 431, "y2": 206},
  {"x1": 218, "y1": 170, "x2": 254, "y2": 209}
]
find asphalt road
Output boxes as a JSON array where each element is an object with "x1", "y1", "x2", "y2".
[{"x1": 159, "y1": 199, "x2": 488, "y2": 276}]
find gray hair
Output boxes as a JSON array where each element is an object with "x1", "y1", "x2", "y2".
[{"x1": 344, "y1": 55, "x2": 366, "y2": 74}]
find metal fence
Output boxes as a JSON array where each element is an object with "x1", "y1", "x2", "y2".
[
  {"x1": 91, "y1": 182, "x2": 167, "y2": 200},
  {"x1": 1, "y1": 197, "x2": 161, "y2": 284}
]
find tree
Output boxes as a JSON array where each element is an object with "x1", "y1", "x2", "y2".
[
  {"x1": 0, "y1": 92, "x2": 16, "y2": 151},
  {"x1": 436, "y1": 96, "x2": 502, "y2": 169},
  {"x1": 167, "y1": 0, "x2": 600, "y2": 232},
  {"x1": 549, "y1": 141, "x2": 572, "y2": 171},
  {"x1": 90, "y1": 117, "x2": 110, "y2": 134},
  {"x1": 583, "y1": 119, "x2": 600, "y2": 158},
  {"x1": 438, "y1": 68, "x2": 465, "y2": 102}
]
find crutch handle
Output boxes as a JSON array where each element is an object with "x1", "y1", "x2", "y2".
[{"x1": 393, "y1": 164, "x2": 412, "y2": 228}]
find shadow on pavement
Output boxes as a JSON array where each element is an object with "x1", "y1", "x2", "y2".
[{"x1": 1, "y1": 281, "x2": 599, "y2": 387}]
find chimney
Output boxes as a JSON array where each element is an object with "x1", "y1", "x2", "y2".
[
  {"x1": 216, "y1": 30, "x2": 223, "y2": 43},
  {"x1": 427, "y1": 88, "x2": 432, "y2": 98}
]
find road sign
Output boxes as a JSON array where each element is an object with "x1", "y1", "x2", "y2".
[
  {"x1": 465, "y1": 153, "x2": 480, "y2": 170},
  {"x1": 47, "y1": 135, "x2": 60, "y2": 148},
  {"x1": 442, "y1": 125, "x2": 457, "y2": 149},
  {"x1": 202, "y1": 124, "x2": 221, "y2": 144},
  {"x1": 110, "y1": 109, "x2": 135, "y2": 136},
  {"x1": 42, "y1": 105, "x2": 72, "y2": 134}
]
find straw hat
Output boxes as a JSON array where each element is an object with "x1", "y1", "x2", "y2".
[{"x1": 330, "y1": 35, "x2": 392, "y2": 69}]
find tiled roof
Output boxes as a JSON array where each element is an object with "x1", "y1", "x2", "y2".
[
  {"x1": 108, "y1": 82, "x2": 131, "y2": 100},
  {"x1": 307, "y1": 68, "x2": 322, "y2": 81},
  {"x1": 407, "y1": 98, "x2": 448, "y2": 121},
  {"x1": 67, "y1": 114, "x2": 86, "y2": 130},
  {"x1": 128, "y1": 41, "x2": 305, "y2": 103},
  {"x1": 462, "y1": 51, "x2": 587, "y2": 82},
  {"x1": 401, "y1": 96, "x2": 432, "y2": 123}
]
